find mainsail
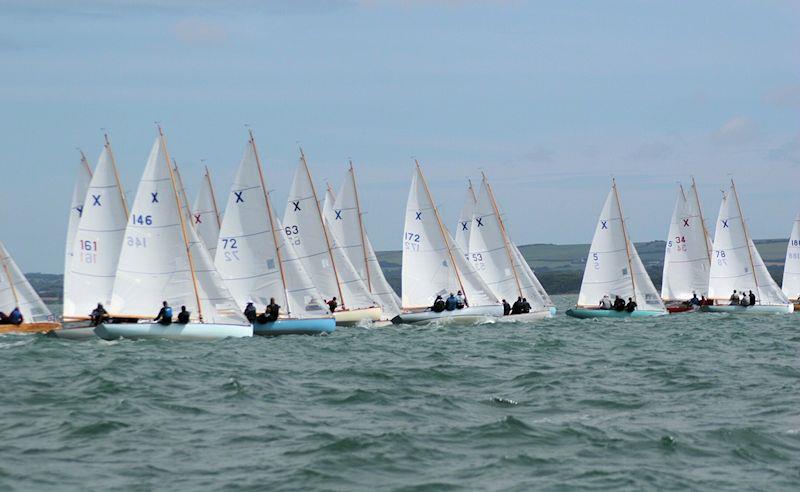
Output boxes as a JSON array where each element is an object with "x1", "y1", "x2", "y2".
[
  {"x1": 64, "y1": 137, "x2": 129, "y2": 319},
  {"x1": 708, "y1": 180, "x2": 788, "y2": 306},
  {"x1": 109, "y1": 129, "x2": 245, "y2": 325},
  {"x1": 401, "y1": 162, "x2": 497, "y2": 309},
  {"x1": 63, "y1": 151, "x2": 92, "y2": 308},
  {"x1": 576, "y1": 180, "x2": 665, "y2": 312},
  {"x1": 782, "y1": 213, "x2": 800, "y2": 300},
  {"x1": 661, "y1": 179, "x2": 712, "y2": 301},
  {"x1": 454, "y1": 181, "x2": 477, "y2": 255},
  {"x1": 192, "y1": 166, "x2": 222, "y2": 257},
  {"x1": 214, "y1": 132, "x2": 327, "y2": 317},
  {"x1": 0, "y1": 241, "x2": 53, "y2": 322}
]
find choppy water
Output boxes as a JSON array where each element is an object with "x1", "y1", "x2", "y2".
[{"x1": 2, "y1": 295, "x2": 800, "y2": 491}]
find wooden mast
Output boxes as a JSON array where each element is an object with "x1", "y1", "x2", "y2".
[
  {"x1": 612, "y1": 178, "x2": 638, "y2": 303},
  {"x1": 204, "y1": 166, "x2": 222, "y2": 229},
  {"x1": 730, "y1": 179, "x2": 760, "y2": 302},
  {"x1": 159, "y1": 126, "x2": 205, "y2": 322},
  {"x1": 78, "y1": 149, "x2": 93, "y2": 178},
  {"x1": 299, "y1": 148, "x2": 346, "y2": 308},
  {"x1": 172, "y1": 159, "x2": 194, "y2": 226},
  {"x1": 415, "y1": 160, "x2": 469, "y2": 299},
  {"x1": 249, "y1": 129, "x2": 291, "y2": 314},
  {"x1": 104, "y1": 134, "x2": 130, "y2": 217},
  {"x1": 482, "y1": 172, "x2": 524, "y2": 298},
  {"x1": 691, "y1": 176, "x2": 712, "y2": 262},
  {"x1": 349, "y1": 161, "x2": 373, "y2": 293}
]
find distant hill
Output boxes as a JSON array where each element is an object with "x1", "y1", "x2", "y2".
[{"x1": 27, "y1": 239, "x2": 791, "y2": 302}]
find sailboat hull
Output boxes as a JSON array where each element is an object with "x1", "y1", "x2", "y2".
[
  {"x1": 253, "y1": 317, "x2": 336, "y2": 336},
  {"x1": 391, "y1": 305, "x2": 504, "y2": 325},
  {"x1": 565, "y1": 308, "x2": 667, "y2": 319},
  {"x1": 0, "y1": 322, "x2": 61, "y2": 334},
  {"x1": 699, "y1": 304, "x2": 794, "y2": 314},
  {"x1": 497, "y1": 307, "x2": 558, "y2": 322},
  {"x1": 333, "y1": 307, "x2": 382, "y2": 326},
  {"x1": 94, "y1": 322, "x2": 253, "y2": 340},
  {"x1": 50, "y1": 323, "x2": 97, "y2": 340}
]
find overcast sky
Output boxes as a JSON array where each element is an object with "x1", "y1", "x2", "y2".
[{"x1": 0, "y1": 0, "x2": 798, "y2": 273}]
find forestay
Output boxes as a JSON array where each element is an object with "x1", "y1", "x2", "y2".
[
  {"x1": 325, "y1": 166, "x2": 401, "y2": 317},
  {"x1": 782, "y1": 213, "x2": 800, "y2": 300},
  {"x1": 63, "y1": 152, "x2": 92, "y2": 310},
  {"x1": 214, "y1": 136, "x2": 327, "y2": 318},
  {"x1": 454, "y1": 182, "x2": 477, "y2": 255},
  {"x1": 708, "y1": 183, "x2": 788, "y2": 306},
  {"x1": 401, "y1": 163, "x2": 497, "y2": 309},
  {"x1": 661, "y1": 182, "x2": 712, "y2": 301},
  {"x1": 0, "y1": 241, "x2": 53, "y2": 322},
  {"x1": 192, "y1": 167, "x2": 222, "y2": 258},
  {"x1": 576, "y1": 184, "x2": 665, "y2": 312},
  {"x1": 467, "y1": 177, "x2": 553, "y2": 310},
  {"x1": 64, "y1": 142, "x2": 128, "y2": 318},
  {"x1": 109, "y1": 133, "x2": 245, "y2": 325}
]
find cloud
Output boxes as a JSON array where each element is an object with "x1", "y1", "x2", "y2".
[
  {"x1": 711, "y1": 116, "x2": 759, "y2": 146},
  {"x1": 769, "y1": 133, "x2": 800, "y2": 165},
  {"x1": 173, "y1": 18, "x2": 227, "y2": 44},
  {"x1": 764, "y1": 85, "x2": 800, "y2": 109}
]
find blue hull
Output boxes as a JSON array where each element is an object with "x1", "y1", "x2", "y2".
[
  {"x1": 253, "y1": 317, "x2": 336, "y2": 336},
  {"x1": 565, "y1": 308, "x2": 667, "y2": 319}
]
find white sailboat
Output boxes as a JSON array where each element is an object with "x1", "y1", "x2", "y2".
[
  {"x1": 63, "y1": 135, "x2": 129, "y2": 322},
  {"x1": 324, "y1": 162, "x2": 402, "y2": 321},
  {"x1": 0, "y1": 241, "x2": 59, "y2": 333},
  {"x1": 454, "y1": 180, "x2": 477, "y2": 255},
  {"x1": 281, "y1": 150, "x2": 381, "y2": 325},
  {"x1": 192, "y1": 166, "x2": 222, "y2": 258},
  {"x1": 214, "y1": 131, "x2": 334, "y2": 335},
  {"x1": 702, "y1": 180, "x2": 792, "y2": 314},
  {"x1": 566, "y1": 179, "x2": 667, "y2": 318},
  {"x1": 660, "y1": 177, "x2": 712, "y2": 311},
  {"x1": 63, "y1": 150, "x2": 93, "y2": 312},
  {"x1": 781, "y1": 213, "x2": 800, "y2": 306},
  {"x1": 393, "y1": 161, "x2": 503, "y2": 324},
  {"x1": 468, "y1": 174, "x2": 555, "y2": 320},
  {"x1": 96, "y1": 128, "x2": 252, "y2": 340}
]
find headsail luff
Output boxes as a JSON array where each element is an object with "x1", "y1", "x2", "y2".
[{"x1": 63, "y1": 151, "x2": 93, "y2": 310}]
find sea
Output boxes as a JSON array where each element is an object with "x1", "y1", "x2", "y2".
[{"x1": 1, "y1": 294, "x2": 799, "y2": 491}]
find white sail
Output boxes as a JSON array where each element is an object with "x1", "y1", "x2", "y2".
[
  {"x1": 325, "y1": 166, "x2": 401, "y2": 317},
  {"x1": 661, "y1": 182, "x2": 712, "y2": 301},
  {"x1": 708, "y1": 182, "x2": 788, "y2": 306},
  {"x1": 109, "y1": 132, "x2": 246, "y2": 325},
  {"x1": 63, "y1": 152, "x2": 92, "y2": 308},
  {"x1": 214, "y1": 136, "x2": 328, "y2": 317},
  {"x1": 454, "y1": 181, "x2": 477, "y2": 255},
  {"x1": 577, "y1": 183, "x2": 665, "y2": 312},
  {"x1": 64, "y1": 142, "x2": 129, "y2": 319},
  {"x1": 468, "y1": 176, "x2": 552, "y2": 310},
  {"x1": 511, "y1": 243, "x2": 553, "y2": 306},
  {"x1": 401, "y1": 163, "x2": 498, "y2": 309},
  {"x1": 782, "y1": 214, "x2": 800, "y2": 300},
  {"x1": 192, "y1": 167, "x2": 222, "y2": 258},
  {"x1": 0, "y1": 242, "x2": 53, "y2": 322}
]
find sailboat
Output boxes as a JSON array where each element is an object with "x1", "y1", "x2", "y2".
[
  {"x1": 701, "y1": 180, "x2": 792, "y2": 314},
  {"x1": 392, "y1": 161, "x2": 503, "y2": 324},
  {"x1": 468, "y1": 173, "x2": 556, "y2": 320},
  {"x1": 661, "y1": 177, "x2": 712, "y2": 313},
  {"x1": 781, "y1": 213, "x2": 800, "y2": 308},
  {"x1": 323, "y1": 162, "x2": 402, "y2": 322},
  {"x1": 566, "y1": 179, "x2": 667, "y2": 318},
  {"x1": 214, "y1": 131, "x2": 334, "y2": 336},
  {"x1": 281, "y1": 150, "x2": 381, "y2": 325},
  {"x1": 0, "y1": 241, "x2": 60, "y2": 334},
  {"x1": 95, "y1": 128, "x2": 252, "y2": 340},
  {"x1": 62, "y1": 150, "x2": 93, "y2": 315},
  {"x1": 192, "y1": 166, "x2": 222, "y2": 258}
]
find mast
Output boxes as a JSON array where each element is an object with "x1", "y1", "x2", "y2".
[
  {"x1": 467, "y1": 178, "x2": 477, "y2": 204},
  {"x1": 415, "y1": 160, "x2": 468, "y2": 298},
  {"x1": 612, "y1": 178, "x2": 638, "y2": 303},
  {"x1": 204, "y1": 165, "x2": 222, "y2": 229},
  {"x1": 349, "y1": 161, "x2": 372, "y2": 292},
  {"x1": 249, "y1": 129, "x2": 291, "y2": 314},
  {"x1": 172, "y1": 159, "x2": 194, "y2": 226},
  {"x1": 730, "y1": 179, "x2": 760, "y2": 302},
  {"x1": 104, "y1": 134, "x2": 130, "y2": 217},
  {"x1": 299, "y1": 148, "x2": 346, "y2": 307},
  {"x1": 691, "y1": 176, "x2": 712, "y2": 262},
  {"x1": 0, "y1": 248, "x2": 19, "y2": 308},
  {"x1": 78, "y1": 149, "x2": 93, "y2": 178},
  {"x1": 158, "y1": 126, "x2": 205, "y2": 322},
  {"x1": 482, "y1": 172, "x2": 523, "y2": 297}
]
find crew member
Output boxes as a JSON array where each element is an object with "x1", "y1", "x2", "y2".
[
  {"x1": 177, "y1": 306, "x2": 190, "y2": 324},
  {"x1": 154, "y1": 301, "x2": 172, "y2": 325}
]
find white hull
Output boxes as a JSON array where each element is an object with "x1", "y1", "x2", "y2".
[
  {"x1": 95, "y1": 322, "x2": 253, "y2": 340},
  {"x1": 700, "y1": 304, "x2": 794, "y2": 315},
  {"x1": 497, "y1": 307, "x2": 557, "y2": 322},
  {"x1": 392, "y1": 304, "x2": 504, "y2": 325}
]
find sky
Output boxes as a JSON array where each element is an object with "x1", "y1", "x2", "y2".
[{"x1": 0, "y1": 0, "x2": 798, "y2": 273}]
